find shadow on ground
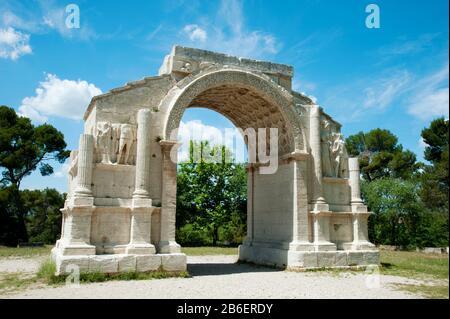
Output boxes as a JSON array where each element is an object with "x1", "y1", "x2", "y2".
[{"x1": 187, "y1": 262, "x2": 282, "y2": 276}]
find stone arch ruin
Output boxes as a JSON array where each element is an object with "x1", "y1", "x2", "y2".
[{"x1": 52, "y1": 46, "x2": 378, "y2": 274}]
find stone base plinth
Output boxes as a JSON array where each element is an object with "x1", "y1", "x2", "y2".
[
  {"x1": 239, "y1": 243, "x2": 379, "y2": 269},
  {"x1": 51, "y1": 249, "x2": 186, "y2": 275}
]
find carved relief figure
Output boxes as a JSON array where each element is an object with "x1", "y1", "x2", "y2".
[
  {"x1": 320, "y1": 118, "x2": 333, "y2": 177},
  {"x1": 96, "y1": 121, "x2": 113, "y2": 164},
  {"x1": 118, "y1": 124, "x2": 135, "y2": 165},
  {"x1": 331, "y1": 133, "x2": 348, "y2": 178},
  {"x1": 111, "y1": 123, "x2": 121, "y2": 163}
]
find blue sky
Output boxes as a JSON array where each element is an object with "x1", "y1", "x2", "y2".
[{"x1": 0, "y1": 0, "x2": 448, "y2": 192}]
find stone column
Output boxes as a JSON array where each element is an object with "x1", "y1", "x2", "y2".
[
  {"x1": 344, "y1": 157, "x2": 375, "y2": 250},
  {"x1": 57, "y1": 133, "x2": 96, "y2": 256},
  {"x1": 74, "y1": 134, "x2": 94, "y2": 197},
  {"x1": 309, "y1": 106, "x2": 328, "y2": 211},
  {"x1": 133, "y1": 109, "x2": 152, "y2": 199},
  {"x1": 126, "y1": 108, "x2": 154, "y2": 254},
  {"x1": 158, "y1": 140, "x2": 181, "y2": 253},
  {"x1": 349, "y1": 157, "x2": 363, "y2": 205}
]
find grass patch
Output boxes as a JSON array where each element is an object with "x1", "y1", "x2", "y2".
[
  {"x1": 0, "y1": 245, "x2": 52, "y2": 258},
  {"x1": 76, "y1": 270, "x2": 190, "y2": 283},
  {"x1": 393, "y1": 283, "x2": 449, "y2": 299},
  {"x1": 380, "y1": 250, "x2": 449, "y2": 280},
  {"x1": 0, "y1": 272, "x2": 38, "y2": 294},
  {"x1": 380, "y1": 250, "x2": 449, "y2": 299},
  {"x1": 36, "y1": 258, "x2": 189, "y2": 285},
  {"x1": 181, "y1": 246, "x2": 238, "y2": 256}
]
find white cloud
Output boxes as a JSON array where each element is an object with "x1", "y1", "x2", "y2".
[
  {"x1": 1, "y1": 2, "x2": 96, "y2": 42},
  {"x1": 54, "y1": 161, "x2": 70, "y2": 178},
  {"x1": 363, "y1": 70, "x2": 411, "y2": 110},
  {"x1": 378, "y1": 34, "x2": 439, "y2": 57},
  {"x1": 183, "y1": 24, "x2": 207, "y2": 42},
  {"x1": 0, "y1": 26, "x2": 32, "y2": 60},
  {"x1": 407, "y1": 63, "x2": 449, "y2": 121},
  {"x1": 18, "y1": 74, "x2": 102, "y2": 123},
  {"x1": 1, "y1": 10, "x2": 40, "y2": 32},
  {"x1": 40, "y1": 4, "x2": 96, "y2": 40},
  {"x1": 178, "y1": 0, "x2": 279, "y2": 58}
]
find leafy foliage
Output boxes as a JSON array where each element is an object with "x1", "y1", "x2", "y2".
[
  {"x1": 346, "y1": 128, "x2": 420, "y2": 181},
  {"x1": 176, "y1": 141, "x2": 247, "y2": 246},
  {"x1": 0, "y1": 105, "x2": 69, "y2": 244},
  {"x1": 21, "y1": 188, "x2": 66, "y2": 244},
  {"x1": 419, "y1": 117, "x2": 449, "y2": 212}
]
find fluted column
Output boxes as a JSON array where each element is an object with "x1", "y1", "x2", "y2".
[
  {"x1": 59, "y1": 133, "x2": 96, "y2": 256},
  {"x1": 74, "y1": 134, "x2": 94, "y2": 197},
  {"x1": 159, "y1": 140, "x2": 181, "y2": 253},
  {"x1": 133, "y1": 109, "x2": 152, "y2": 198},
  {"x1": 309, "y1": 106, "x2": 328, "y2": 211},
  {"x1": 349, "y1": 157, "x2": 363, "y2": 204}
]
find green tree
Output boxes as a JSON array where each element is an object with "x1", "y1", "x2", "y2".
[
  {"x1": 419, "y1": 117, "x2": 449, "y2": 212},
  {"x1": 363, "y1": 178, "x2": 424, "y2": 247},
  {"x1": 21, "y1": 188, "x2": 66, "y2": 244},
  {"x1": 176, "y1": 141, "x2": 246, "y2": 246},
  {"x1": 0, "y1": 106, "x2": 69, "y2": 244},
  {"x1": 346, "y1": 128, "x2": 420, "y2": 181}
]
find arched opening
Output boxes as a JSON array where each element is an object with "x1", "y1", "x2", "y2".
[{"x1": 160, "y1": 69, "x2": 302, "y2": 267}]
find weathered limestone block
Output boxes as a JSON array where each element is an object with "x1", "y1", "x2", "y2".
[
  {"x1": 118, "y1": 255, "x2": 137, "y2": 272},
  {"x1": 335, "y1": 251, "x2": 348, "y2": 266},
  {"x1": 161, "y1": 253, "x2": 187, "y2": 272},
  {"x1": 348, "y1": 251, "x2": 365, "y2": 266},
  {"x1": 54, "y1": 255, "x2": 90, "y2": 275},
  {"x1": 317, "y1": 252, "x2": 336, "y2": 267},
  {"x1": 89, "y1": 255, "x2": 119, "y2": 273},
  {"x1": 364, "y1": 251, "x2": 380, "y2": 265},
  {"x1": 136, "y1": 255, "x2": 162, "y2": 272}
]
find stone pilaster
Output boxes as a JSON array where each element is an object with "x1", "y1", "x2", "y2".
[
  {"x1": 309, "y1": 106, "x2": 328, "y2": 211},
  {"x1": 133, "y1": 108, "x2": 152, "y2": 199},
  {"x1": 243, "y1": 164, "x2": 254, "y2": 245},
  {"x1": 282, "y1": 151, "x2": 314, "y2": 251},
  {"x1": 57, "y1": 206, "x2": 96, "y2": 256},
  {"x1": 158, "y1": 140, "x2": 181, "y2": 253},
  {"x1": 126, "y1": 204, "x2": 155, "y2": 254},
  {"x1": 311, "y1": 211, "x2": 336, "y2": 251}
]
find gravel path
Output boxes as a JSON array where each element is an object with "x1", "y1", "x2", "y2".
[
  {"x1": 0, "y1": 256, "x2": 45, "y2": 273},
  {"x1": 2, "y1": 255, "x2": 422, "y2": 299}
]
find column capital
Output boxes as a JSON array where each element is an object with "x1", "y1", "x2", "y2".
[
  {"x1": 281, "y1": 150, "x2": 310, "y2": 162},
  {"x1": 159, "y1": 139, "x2": 181, "y2": 151}
]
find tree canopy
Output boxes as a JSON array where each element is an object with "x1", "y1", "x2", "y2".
[
  {"x1": 345, "y1": 128, "x2": 420, "y2": 181},
  {"x1": 0, "y1": 105, "x2": 69, "y2": 244},
  {"x1": 176, "y1": 141, "x2": 247, "y2": 246},
  {"x1": 419, "y1": 117, "x2": 449, "y2": 212}
]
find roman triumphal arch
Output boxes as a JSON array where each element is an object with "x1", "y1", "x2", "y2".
[{"x1": 52, "y1": 46, "x2": 378, "y2": 274}]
